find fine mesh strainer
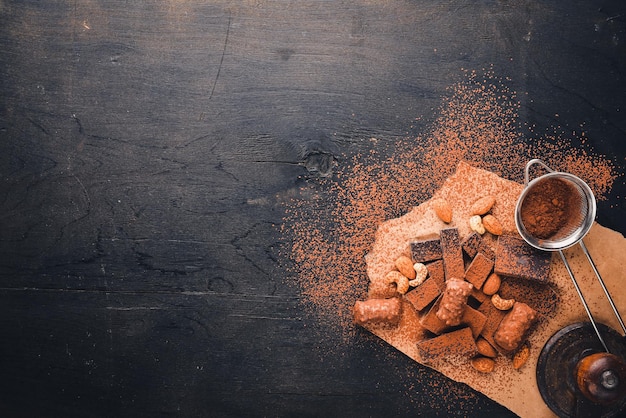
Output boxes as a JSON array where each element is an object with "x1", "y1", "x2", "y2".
[{"x1": 515, "y1": 159, "x2": 626, "y2": 352}]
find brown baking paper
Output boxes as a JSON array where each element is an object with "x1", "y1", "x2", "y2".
[{"x1": 363, "y1": 162, "x2": 626, "y2": 418}]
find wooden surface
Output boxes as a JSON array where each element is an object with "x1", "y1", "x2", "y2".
[{"x1": 1, "y1": 1, "x2": 625, "y2": 416}]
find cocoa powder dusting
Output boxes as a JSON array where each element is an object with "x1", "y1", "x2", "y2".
[
  {"x1": 520, "y1": 177, "x2": 578, "y2": 239},
  {"x1": 279, "y1": 68, "x2": 619, "y2": 406}
]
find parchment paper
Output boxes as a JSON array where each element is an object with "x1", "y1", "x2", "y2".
[{"x1": 364, "y1": 162, "x2": 626, "y2": 418}]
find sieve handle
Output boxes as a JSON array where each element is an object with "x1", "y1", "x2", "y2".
[{"x1": 524, "y1": 159, "x2": 555, "y2": 187}]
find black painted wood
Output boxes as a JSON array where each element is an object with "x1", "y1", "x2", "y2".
[{"x1": 1, "y1": 1, "x2": 625, "y2": 417}]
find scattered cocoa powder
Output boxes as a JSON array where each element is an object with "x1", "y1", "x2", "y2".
[{"x1": 281, "y1": 68, "x2": 618, "y2": 343}]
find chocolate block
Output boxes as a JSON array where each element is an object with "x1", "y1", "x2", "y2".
[
  {"x1": 462, "y1": 232, "x2": 495, "y2": 260},
  {"x1": 404, "y1": 278, "x2": 442, "y2": 312},
  {"x1": 465, "y1": 252, "x2": 494, "y2": 289},
  {"x1": 416, "y1": 327, "x2": 478, "y2": 363},
  {"x1": 494, "y1": 235, "x2": 552, "y2": 282},
  {"x1": 477, "y1": 299, "x2": 507, "y2": 350},
  {"x1": 439, "y1": 228, "x2": 465, "y2": 280},
  {"x1": 426, "y1": 260, "x2": 445, "y2": 287},
  {"x1": 410, "y1": 238, "x2": 442, "y2": 263},
  {"x1": 499, "y1": 277, "x2": 558, "y2": 318}
]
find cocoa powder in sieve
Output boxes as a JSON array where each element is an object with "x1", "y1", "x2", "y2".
[{"x1": 520, "y1": 177, "x2": 578, "y2": 239}]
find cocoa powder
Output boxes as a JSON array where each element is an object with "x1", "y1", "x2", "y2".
[{"x1": 520, "y1": 177, "x2": 578, "y2": 239}]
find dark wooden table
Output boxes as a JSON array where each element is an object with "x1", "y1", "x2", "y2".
[{"x1": 1, "y1": 1, "x2": 625, "y2": 417}]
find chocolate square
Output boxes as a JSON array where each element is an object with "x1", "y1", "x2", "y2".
[
  {"x1": 411, "y1": 238, "x2": 442, "y2": 263},
  {"x1": 465, "y1": 252, "x2": 494, "y2": 289},
  {"x1": 440, "y1": 228, "x2": 465, "y2": 280},
  {"x1": 494, "y1": 235, "x2": 552, "y2": 282}
]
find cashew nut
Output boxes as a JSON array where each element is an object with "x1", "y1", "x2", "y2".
[
  {"x1": 491, "y1": 293, "x2": 515, "y2": 311},
  {"x1": 409, "y1": 263, "x2": 429, "y2": 287},
  {"x1": 385, "y1": 270, "x2": 410, "y2": 295},
  {"x1": 469, "y1": 215, "x2": 486, "y2": 235}
]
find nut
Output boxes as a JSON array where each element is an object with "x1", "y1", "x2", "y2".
[
  {"x1": 395, "y1": 255, "x2": 416, "y2": 280},
  {"x1": 476, "y1": 337, "x2": 498, "y2": 358},
  {"x1": 409, "y1": 262, "x2": 429, "y2": 287},
  {"x1": 469, "y1": 215, "x2": 485, "y2": 235},
  {"x1": 432, "y1": 198, "x2": 453, "y2": 223},
  {"x1": 471, "y1": 356, "x2": 496, "y2": 373},
  {"x1": 470, "y1": 195, "x2": 496, "y2": 215},
  {"x1": 512, "y1": 343, "x2": 531, "y2": 370},
  {"x1": 482, "y1": 214, "x2": 503, "y2": 235},
  {"x1": 482, "y1": 273, "x2": 501, "y2": 296},
  {"x1": 492, "y1": 293, "x2": 515, "y2": 311},
  {"x1": 385, "y1": 270, "x2": 410, "y2": 295}
]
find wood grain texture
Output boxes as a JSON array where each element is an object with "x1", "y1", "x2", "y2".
[{"x1": 1, "y1": 0, "x2": 625, "y2": 417}]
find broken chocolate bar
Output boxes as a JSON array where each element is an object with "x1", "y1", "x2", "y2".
[
  {"x1": 439, "y1": 228, "x2": 465, "y2": 280},
  {"x1": 404, "y1": 278, "x2": 442, "y2": 312},
  {"x1": 461, "y1": 232, "x2": 495, "y2": 260},
  {"x1": 416, "y1": 327, "x2": 478, "y2": 363},
  {"x1": 494, "y1": 235, "x2": 551, "y2": 282},
  {"x1": 410, "y1": 238, "x2": 442, "y2": 263}
]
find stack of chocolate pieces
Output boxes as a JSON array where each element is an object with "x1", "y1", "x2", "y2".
[{"x1": 404, "y1": 228, "x2": 554, "y2": 364}]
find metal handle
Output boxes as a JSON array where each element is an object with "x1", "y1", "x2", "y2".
[
  {"x1": 559, "y1": 249, "x2": 610, "y2": 353},
  {"x1": 524, "y1": 158, "x2": 555, "y2": 186}
]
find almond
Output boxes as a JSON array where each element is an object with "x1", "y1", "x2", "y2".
[
  {"x1": 482, "y1": 214, "x2": 503, "y2": 235},
  {"x1": 470, "y1": 195, "x2": 496, "y2": 215},
  {"x1": 395, "y1": 255, "x2": 416, "y2": 280},
  {"x1": 432, "y1": 198, "x2": 453, "y2": 223},
  {"x1": 513, "y1": 343, "x2": 531, "y2": 370},
  {"x1": 471, "y1": 356, "x2": 496, "y2": 373},
  {"x1": 476, "y1": 337, "x2": 498, "y2": 358},
  {"x1": 482, "y1": 273, "x2": 501, "y2": 296}
]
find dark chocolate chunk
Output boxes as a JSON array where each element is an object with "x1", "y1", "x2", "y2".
[
  {"x1": 462, "y1": 232, "x2": 495, "y2": 261},
  {"x1": 411, "y1": 238, "x2": 442, "y2": 263},
  {"x1": 494, "y1": 235, "x2": 552, "y2": 282}
]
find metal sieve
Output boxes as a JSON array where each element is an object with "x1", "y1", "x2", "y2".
[{"x1": 515, "y1": 159, "x2": 626, "y2": 352}]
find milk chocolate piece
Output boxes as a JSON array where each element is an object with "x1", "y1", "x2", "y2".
[
  {"x1": 494, "y1": 302, "x2": 537, "y2": 352},
  {"x1": 404, "y1": 278, "x2": 442, "y2": 312},
  {"x1": 436, "y1": 279, "x2": 473, "y2": 326},
  {"x1": 353, "y1": 298, "x2": 402, "y2": 326},
  {"x1": 465, "y1": 252, "x2": 494, "y2": 289},
  {"x1": 416, "y1": 327, "x2": 478, "y2": 363},
  {"x1": 440, "y1": 228, "x2": 465, "y2": 280},
  {"x1": 494, "y1": 235, "x2": 551, "y2": 282},
  {"x1": 410, "y1": 238, "x2": 442, "y2": 263},
  {"x1": 462, "y1": 232, "x2": 495, "y2": 260}
]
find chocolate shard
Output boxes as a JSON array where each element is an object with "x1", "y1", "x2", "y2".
[
  {"x1": 465, "y1": 252, "x2": 494, "y2": 289},
  {"x1": 439, "y1": 228, "x2": 465, "y2": 280},
  {"x1": 416, "y1": 327, "x2": 478, "y2": 363},
  {"x1": 494, "y1": 235, "x2": 552, "y2": 282},
  {"x1": 410, "y1": 238, "x2": 442, "y2": 263}
]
